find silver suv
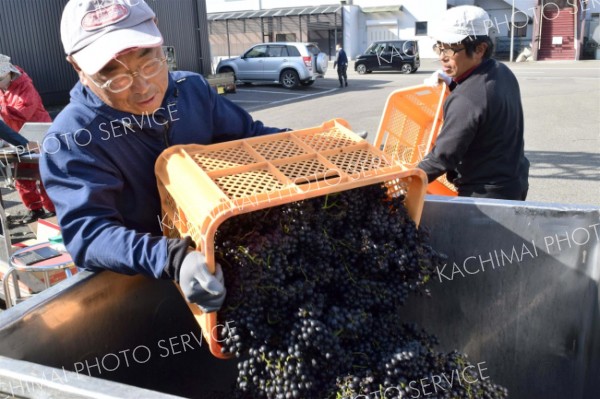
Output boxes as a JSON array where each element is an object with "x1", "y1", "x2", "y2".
[{"x1": 216, "y1": 42, "x2": 328, "y2": 89}]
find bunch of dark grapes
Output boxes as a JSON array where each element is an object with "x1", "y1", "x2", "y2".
[{"x1": 214, "y1": 184, "x2": 508, "y2": 398}]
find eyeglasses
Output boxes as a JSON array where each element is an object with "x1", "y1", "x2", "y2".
[
  {"x1": 90, "y1": 57, "x2": 167, "y2": 94},
  {"x1": 432, "y1": 45, "x2": 466, "y2": 57}
]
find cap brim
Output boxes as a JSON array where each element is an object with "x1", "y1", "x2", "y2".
[
  {"x1": 431, "y1": 31, "x2": 469, "y2": 45},
  {"x1": 0, "y1": 63, "x2": 20, "y2": 76},
  {"x1": 72, "y1": 20, "x2": 163, "y2": 75}
]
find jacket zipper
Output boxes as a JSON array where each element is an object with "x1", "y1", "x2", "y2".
[
  {"x1": 163, "y1": 121, "x2": 170, "y2": 147},
  {"x1": 163, "y1": 88, "x2": 178, "y2": 148}
]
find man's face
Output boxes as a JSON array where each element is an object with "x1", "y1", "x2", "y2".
[
  {"x1": 437, "y1": 42, "x2": 486, "y2": 79},
  {"x1": 78, "y1": 47, "x2": 168, "y2": 115}
]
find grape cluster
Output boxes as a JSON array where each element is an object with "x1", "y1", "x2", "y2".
[{"x1": 214, "y1": 185, "x2": 508, "y2": 398}]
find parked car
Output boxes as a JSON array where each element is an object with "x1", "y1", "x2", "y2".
[
  {"x1": 354, "y1": 40, "x2": 420, "y2": 74},
  {"x1": 216, "y1": 42, "x2": 328, "y2": 89}
]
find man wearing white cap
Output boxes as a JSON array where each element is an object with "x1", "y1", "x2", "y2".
[
  {"x1": 40, "y1": 0, "x2": 287, "y2": 313},
  {"x1": 419, "y1": 6, "x2": 529, "y2": 200}
]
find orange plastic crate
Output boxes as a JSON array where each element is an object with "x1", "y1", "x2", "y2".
[
  {"x1": 374, "y1": 84, "x2": 457, "y2": 196},
  {"x1": 155, "y1": 119, "x2": 427, "y2": 358}
]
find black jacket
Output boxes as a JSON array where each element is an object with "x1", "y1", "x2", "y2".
[
  {"x1": 418, "y1": 58, "x2": 529, "y2": 199},
  {"x1": 334, "y1": 49, "x2": 348, "y2": 68}
]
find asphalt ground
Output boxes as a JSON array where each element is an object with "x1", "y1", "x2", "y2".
[
  {"x1": 1, "y1": 58, "x2": 598, "y2": 245},
  {"x1": 234, "y1": 58, "x2": 600, "y2": 207}
]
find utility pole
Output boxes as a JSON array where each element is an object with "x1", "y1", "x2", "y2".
[{"x1": 509, "y1": 0, "x2": 515, "y2": 62}]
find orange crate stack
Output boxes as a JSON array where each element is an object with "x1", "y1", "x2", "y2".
[
  {"x1": 374, "y1": 84, "x2": 457, "y2": 196},
  {"x1": 155, "y1": 118, "x2": 427, "y2": 358}
]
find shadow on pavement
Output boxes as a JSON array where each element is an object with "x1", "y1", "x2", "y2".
[
  {"x1": 526, "y1": 151, "x2": 600, "y2": 181},
  {"x1": 234, "y1": 78, "x2": 400, "y2": 112}
]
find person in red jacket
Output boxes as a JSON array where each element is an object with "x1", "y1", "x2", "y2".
[{"x1": 0, "y1": 54, "x2": 55, "y2": 223}]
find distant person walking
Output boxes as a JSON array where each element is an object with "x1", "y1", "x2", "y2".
[{"x1": 333, "y1": 44, "x2": 348, "y2": 88}]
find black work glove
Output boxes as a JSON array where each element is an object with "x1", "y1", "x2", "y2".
[{"x1": 179, "y1": 251, "x2": 226, "y2": 313}]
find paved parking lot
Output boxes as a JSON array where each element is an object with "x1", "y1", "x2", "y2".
[{"x1": 226, "y1": 59, "x2": 599, "y2": 207}]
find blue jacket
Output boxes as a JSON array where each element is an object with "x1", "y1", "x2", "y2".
[
  {"x1": 40, "y1": 71, "x2": 283, "y2": 278},
  {"x1": 0, "y1": 120, "x2": 28, "y2": 146}
]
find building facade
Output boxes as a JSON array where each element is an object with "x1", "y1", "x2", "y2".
[
  {"x1": 207, "y1": 0, "x2": 600, "y2": 65},
  {"x1": 0, "y1": 0, "x2": 597, "y2": 105},
  {"x1": 207, "y1": 0, "x2": 447, "y2": 65}
]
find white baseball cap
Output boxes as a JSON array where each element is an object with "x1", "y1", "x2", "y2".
[
  {"x1": 61, "y1": 0, "x2": 163, "y2": 75},
  {"x1": 432, "y1": 5, "x2": 492, "y2": 44}
]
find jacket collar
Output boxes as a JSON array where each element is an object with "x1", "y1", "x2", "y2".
[{"x1": 453, "y1": 58, "x2": 494, "y2": 84}]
